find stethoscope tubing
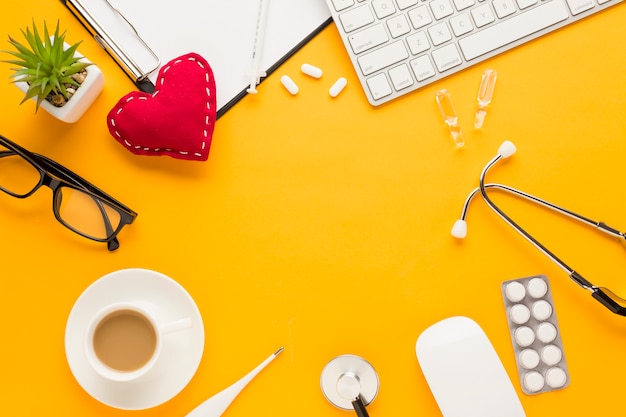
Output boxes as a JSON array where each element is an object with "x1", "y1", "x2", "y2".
[
  {"x1": 464, "y1": 182, "x2": 625, "y2": 292},
  {"x1": 459, "y1": 144, "x2": 626, "y2": 315},
  {"x1": 477, "y1": 154, "x2": 594, "y2": 291},
  {"x1": 461, "y1": 183, "x2": 624, "y2": 241}
]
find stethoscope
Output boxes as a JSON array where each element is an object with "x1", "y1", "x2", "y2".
[
  {"x1": 321, "y1": 355, "x2": 379, "y2": 417},
  {"x1": 452, "y1": 141, "x2": 626, "y2": 316}
]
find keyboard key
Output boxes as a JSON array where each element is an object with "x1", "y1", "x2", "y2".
[
  {"x1": 372, "y1": 0, "x2": 397, "y2": 18},
  {"x1": 459, "y1": 0, "x2": 569, "y2": 60},
  {"x1": 387, "y1": 14, "x2": 411, "y2": 38},
  {"x1": 492, "y1": 0, "x2": 517, "y2": 18},
  {"x1": 389, "y1": 64, "x2": 415, "y2": 90},
  {"x1": 450, "y1": 13, "x2": 474, "y2": 36},
  {"x1": 366, "y1": 73, "x2": 393, "y2": 99},
  {"x1": 471, "y1": 4, "x2": 495, "y2": 27},
  {"x1": 431, "y1": 43, "x2": 463, "y2": 72},
  {"x1": 410, "y1": 55, "x2": 436, "y2": 81},
  {"x1": 516, "y1": 0, "x2": 538, "y2": 9},
  {"x1": 430, "y1": 0, "x2": 455, "y2": 19},
  {"x1": 408, "y1": 5, "x2": 433, "y2": 29},
  {"x1": 339, "y1": 4, "x2": 375, "y2": 33},
  {"x1": 406, "y1": 31, "x2": 431, "y2": 54},
  {"x1": 357, "y1": 40, "x2": 409, "y2": 75},
  {"x1": 453, "y1": 0, "x2": 476, "y2": 10},
  {"x1": 331, "y1": 0, "x2": 355, "y2": 12},
  {"x1": 396, "y1": 0, "x2": 419, "y2": 9},
  {"x1": 428, "y1": 22, "x2": 453, "y2": 46},
  {"x1": 348, "y1": 24, "x2": 389, "y2": 54},
  {"x1": 565, "y1": 0, "x2": 596, "y2": 14}
]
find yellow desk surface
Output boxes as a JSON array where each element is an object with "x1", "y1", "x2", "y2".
[{"x1": 1, "y1": 1, "x2": 625, "y2": 415}]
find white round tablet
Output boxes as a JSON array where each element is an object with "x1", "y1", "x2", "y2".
[
  {"x1": 532, "y1": 300, "x2": 553, "y2": 321},
  {"x1": 519, "y1": 349, "x2": 540, "y2": 369},
  {"x1": 545, "y1": 367, "x2": 567, "y2": 388},
  {"x1": 523, "y1": 371, "x2": 545, "y2": 392},
  {"x1": 541, "y1": 344, "x2": 563, "y2": 366},
  {"x1": 527, "y1": 277, "x2": 548, "y2": 298},
  {"x1": 510, "y1": 304, "x2": 531, "y2": 324},
  {"x1": 505, "y1": 281, "x2": 526, "y2": 302},
  {"x1": 536, "y1": 322, "x2": 558, "y2": 343},
  {"x1": 514, "y1": 326, "x2": 535, "y2": 347}
]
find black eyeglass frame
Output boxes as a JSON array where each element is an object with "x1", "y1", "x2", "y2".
[{"x1": 0, "y1": 134, "x2": 137, "y2": 251}]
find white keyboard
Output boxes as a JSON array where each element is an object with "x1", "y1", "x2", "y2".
[{"x1": 324, "y1": 0, "x2": 623, "y2": 106}]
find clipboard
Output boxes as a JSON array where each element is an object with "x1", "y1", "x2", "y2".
[{"x1": 61, "y1": 0, "x2": 332, "y2": 118}]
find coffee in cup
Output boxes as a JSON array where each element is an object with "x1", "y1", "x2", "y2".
[
  {"x1": 85, "y1": 302, "x2": 192, "y2": 383},
  {"x1": 93, "y1": 309, "x2": 157, "y2": 372}
]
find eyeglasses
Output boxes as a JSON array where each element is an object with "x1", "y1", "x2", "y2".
[
  {"x1": 0, "y1": 134, "x2": 137, "y2": 251},
  {"x1": 453, "y1": 141, "x2": 626, "y2": 316}
]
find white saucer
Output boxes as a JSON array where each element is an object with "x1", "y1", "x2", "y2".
[{"x1": 65, "y1": 268, "x2": 205, "y2": 410}]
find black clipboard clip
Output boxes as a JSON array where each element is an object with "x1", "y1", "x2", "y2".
[{"x1": 61, "y1": 0, "x2": 160, "y2": 93}]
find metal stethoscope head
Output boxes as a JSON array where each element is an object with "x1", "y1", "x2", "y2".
[
  {"x1": 321, "y1": 355, "x2": 379, "y2": 417},
  {"x1": 453, "y1": 141, "x2": 626, "y2": 316}
]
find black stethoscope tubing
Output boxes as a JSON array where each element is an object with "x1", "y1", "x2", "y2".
[{"x1": 460, "y1": 142, "x2": 626, "y2": 315}]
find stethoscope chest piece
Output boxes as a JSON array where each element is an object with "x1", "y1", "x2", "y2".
[{"x1": 320, "y1": 354, "x2": 379, "y2": 412}]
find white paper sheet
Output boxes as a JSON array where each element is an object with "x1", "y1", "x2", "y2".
[{"x1": 65, "y1": 0, "x2": 331, "y2": 114}]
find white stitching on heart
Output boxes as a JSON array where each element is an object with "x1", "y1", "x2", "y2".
[{"x1": 109, "y1": 55, "x2": 213, "y2": 159}]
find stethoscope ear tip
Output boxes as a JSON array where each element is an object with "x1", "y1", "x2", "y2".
[
  {"x1": 451, "y1": 220, "x2": 468, "y2": 239},
  {"x1": 498, "y1": 140, "x2": 516, "y2": 158}
]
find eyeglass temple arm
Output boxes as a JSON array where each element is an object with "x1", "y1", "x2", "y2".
[
  {"x1": 92, "y1": 196, "x2": 119, "y2": 251},
  {"x1": 33, "y1": 154, "x2": 136, "y2": 216}
]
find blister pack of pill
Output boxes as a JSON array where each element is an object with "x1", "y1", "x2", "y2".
[{"x1": 501, "y1": 275, "x2": 569, "y2": 395}]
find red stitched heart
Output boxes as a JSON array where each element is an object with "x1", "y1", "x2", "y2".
[{"x1": 107, "y1": 53, "x2": 217, "y2": 161}]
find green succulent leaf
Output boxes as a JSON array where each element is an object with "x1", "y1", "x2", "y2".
[{"x1": 1, "y1": 19, "x2": 93, "y2": 112}]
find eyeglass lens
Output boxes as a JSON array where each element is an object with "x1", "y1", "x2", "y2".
[
  {"x1": 56, "y1": 186, "x2": 123, "y2": 241},
  {"x1": 0, "y1": 152, "x2": 42, "y2": 197},
  {"x1": 0, "y1": 144, "x2": 124, "y2": 241}
]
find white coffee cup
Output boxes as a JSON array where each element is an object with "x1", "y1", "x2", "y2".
[{"x1": 84, "y1": 302, "x2": 192, "y2": 383}]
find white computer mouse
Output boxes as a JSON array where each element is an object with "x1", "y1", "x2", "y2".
[{"x1": 416, "y1": 316, "x2": 525, "y2": 417}]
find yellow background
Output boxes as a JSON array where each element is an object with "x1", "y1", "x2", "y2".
[{"x1": 1, "y1": 1, "x2": 625, "y2": 416}]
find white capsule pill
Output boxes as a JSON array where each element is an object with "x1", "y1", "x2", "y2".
[
  {"x1": 329, "y1": 77, "x2": 347, "y2": 98},
  {"x1": 301, "y1": 63, "x2": 323, "y2": 78},
  {"x1": 519, "y1": 349, "x2": 540, "y2": 369},
  {"x1": 536, "y1": 322, "x2": 558, "y2": 343},
  {"x1": 542, "y1": 345, "x2": 562, "y2": 366},
  {"x1": 514, "y1": 326, "x2": 535, "y2": 347},
  {"x1": 545, "y1": 367, "x2": 567, "y2": 388},
  {"x1": 505, "y1": 281, "x2": 526, "y2": 302},
  {"x1": 280, "y1": 75, "x2": 299, "y2": 95},
  {"x1": 527, "y1": 277, "x2": 548, "y2": 298},
  {"x1": 510, "y1": 304, "x2": 530, "y2": 325},
  {"x1": 532, "y1": 300, "x2": 553, "y2": 321},
  {"x1": 523, "y1": 371, "x2": 545, "y2": 392}
]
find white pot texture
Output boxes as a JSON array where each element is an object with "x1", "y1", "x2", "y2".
[{"x1": 15, "y1": 48, "x2": 105, "y2": 124}]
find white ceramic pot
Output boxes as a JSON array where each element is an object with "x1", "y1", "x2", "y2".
[{"x1": 15, "y1": 49, "x2": 105, "y2": 124}]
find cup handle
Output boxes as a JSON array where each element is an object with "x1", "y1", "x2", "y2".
[{"x1": 160, "y1": 317, "x2": 193, "y2": 334}]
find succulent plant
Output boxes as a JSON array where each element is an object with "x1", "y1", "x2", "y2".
[{"x1": 2, "y1": 20, "x2": 91, "y2": 111}]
